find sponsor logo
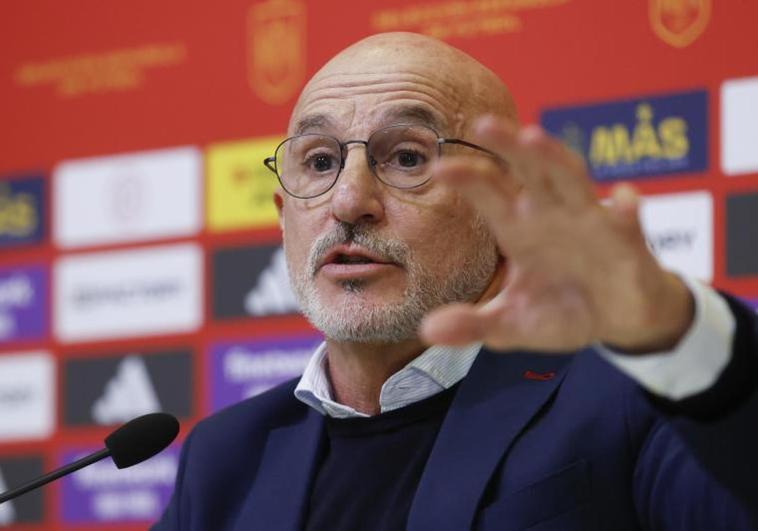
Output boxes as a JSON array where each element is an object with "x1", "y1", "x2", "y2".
[
  {"x1": 54, "y1": 243, "x2": 202, "y2": 342},
  {"x1": 54, "y1": 147, "x2": 201, "y2": 248},
  {"x1": 726, "y1": 191, "x2": 758, "y2": 277},
  {"x1": 0, "y1": 352, "x2": 54, "y2": 442},
  {"x1": 92, "y1": 356, "x2": 162, "y2": 425},
  {"x1": 247, "y1": 0, "x2": 306, "y2": 105},
  {"x1": 212, "y1": 244, "x2": 299, "y2": 320},
  {"x1": 541, "y1": 90, "x2": 707, "y2": 182},
  {"x1": 63, "y1": 349, "x2": 192, "y2": 427},
  {"x1": 650, "y1": 0, "x2": 710, "y2": 48},
  {"x1": 0, "y1": 264, "x2": 47, "y2": 343},
  {"x1": 639, "y1": 191, "x2": 712, "y2": 281},
  {"x1": 0, "y1": 456, "x2": 45, "y2": 523},
  {"x1": 206, "y1": 136, "x2": 283, "y2": 232},
  {"x1": 60, "y1": 446, "x2": 178, "y2": 523},
  {"x1": 721, "y1": 76, "x2": 758, "y2": 176},
  {"x1": 0, "y1": 175, "x2": 45, "y2": 248},
  {"x1": 210, "y1": 334, "x2": 319, "y2": 411}
]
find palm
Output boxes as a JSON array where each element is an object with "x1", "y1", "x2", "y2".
[{"x1": 421, "y1": 118, "x2": 690, "y2": 353}]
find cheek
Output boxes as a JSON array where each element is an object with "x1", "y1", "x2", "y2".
[
  {"x1": 281, "y1": 204, "x2": 323, "y2": 269},
  {"x1": 389, "y1": 198, "x2": 476, "y2": 270}
]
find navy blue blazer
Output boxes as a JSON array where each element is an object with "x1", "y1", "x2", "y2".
[{"x1": 153, "y1": 298, "x2": 758, "y2": 530}]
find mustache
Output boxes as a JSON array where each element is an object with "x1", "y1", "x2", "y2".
[{"x1": 307, "y1": 222, "x2": 410, "y2": 277}]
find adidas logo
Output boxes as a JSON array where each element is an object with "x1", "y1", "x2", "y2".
[
  {"x1": 0, "y1": 469, "x2": 16, "y2": 525},
  {"x1": 244, "y1": 247, "x2": 299, "y2": 316},
  {"x1": 91, "y1": 356, "x2": 162, "y2": 425}
]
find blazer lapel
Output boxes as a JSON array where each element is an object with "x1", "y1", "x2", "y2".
[
  {"x1": 233, "y1": 408, "x2": 324, "y2": 531},
  {"x1": 408, "y1": 348, "x2": 575, "y2": 531}
]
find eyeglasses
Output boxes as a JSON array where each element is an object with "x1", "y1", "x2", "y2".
[{"x1": 263, "y1": 123, "x2": 503, "y2": 199}]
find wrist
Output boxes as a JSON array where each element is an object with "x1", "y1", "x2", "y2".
[{"x1": 605, "y1": 271, "x2": 695, "y2": 354}]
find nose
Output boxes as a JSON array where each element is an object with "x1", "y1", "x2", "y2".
[{"x1": 329, "y1": 143, "x2": 385, "y2": 225}]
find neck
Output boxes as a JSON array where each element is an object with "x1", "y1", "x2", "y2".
[{"x1": 324, "y1": 337, "x2": 425, "y2": 416}]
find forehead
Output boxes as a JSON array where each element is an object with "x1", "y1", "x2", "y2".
[
  {"x1": 292, "y1": 103, "x2": 448, "y2": 136},
  {"x1": 289, "y1": 61, "x2": 470, "y2": 137}
]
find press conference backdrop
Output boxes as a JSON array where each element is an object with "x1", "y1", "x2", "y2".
[{"x1": 1, "y1": 1, "x2": 757, "y2": 529}]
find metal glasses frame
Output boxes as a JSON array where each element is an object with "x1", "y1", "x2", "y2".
[{"x1": 263, "y1": 123, "x2": 504, "y2": 199}]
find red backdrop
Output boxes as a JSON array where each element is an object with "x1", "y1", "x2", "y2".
[{"x1": 1, "y1": 1, "x2": 757, "y2": 529}]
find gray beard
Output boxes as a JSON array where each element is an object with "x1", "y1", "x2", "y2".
[{"x1": 287, "y1": 220, "x2": 499, "y2": 344}]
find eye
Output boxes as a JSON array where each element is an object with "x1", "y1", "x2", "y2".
[
  {"x1": 397, "y1": 150, "x2": 422, "y2": 167},
  {"x1": 386, "y1": 149, "x2": 427, "y2": 170},
  {"x1": 304, "y1": 152, "x2": 338, "y2": 173}
]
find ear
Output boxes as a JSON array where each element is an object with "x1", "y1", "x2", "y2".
[{"x1": 273, "y1": 189, "x2": 285, "y2": 231}]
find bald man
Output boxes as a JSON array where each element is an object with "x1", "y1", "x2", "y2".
[{"x1": 154, "y1": 33, "x2": 758, "y2": 530}]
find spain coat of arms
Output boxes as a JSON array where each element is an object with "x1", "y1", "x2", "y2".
[{"x1": 650, "y1": 0, "x2": 711, "y2": 48}]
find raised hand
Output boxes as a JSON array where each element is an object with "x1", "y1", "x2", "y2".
[{"x1": 420, "y1": 116, "x2": 694, "y2": 354}]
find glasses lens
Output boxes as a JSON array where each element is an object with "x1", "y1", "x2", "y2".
[
  {"x1": 276, "y1": 134, "x2": 342, "y2": 198},
  {"x1": 368, "y1": 125, "x2": 439, "y2": 189}
]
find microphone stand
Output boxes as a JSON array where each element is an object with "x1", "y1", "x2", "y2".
[{"x1": 0, "y1": 448, "x2": 110, "y2": 504}]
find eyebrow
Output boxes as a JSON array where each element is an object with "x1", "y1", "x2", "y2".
[
  {"x1": 294, "y1": 114, "x2": 335, "y2": 135},
  {"x1": 378, "y1": 105, "x2": 447, "y2": 133}
]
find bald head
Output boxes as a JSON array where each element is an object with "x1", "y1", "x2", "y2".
[{"x1": 290, "y1": 32, "x2": 516, "y2": 137}]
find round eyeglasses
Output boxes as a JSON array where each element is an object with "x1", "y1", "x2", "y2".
[{"x1": 263, "y1": 123, "x2": 503, "y2": 199}]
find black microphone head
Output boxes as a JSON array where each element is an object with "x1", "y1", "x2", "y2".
[{"x1": 104, "y1": 412, "x2": 180, "y2": 469}]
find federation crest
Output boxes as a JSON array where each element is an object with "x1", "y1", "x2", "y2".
[
  {"x1": 650, "y1": 0, "x2": 711, "y2": 48},
  {"x1": 248, "y1": 0, "x2": 307, "y2": 105}
]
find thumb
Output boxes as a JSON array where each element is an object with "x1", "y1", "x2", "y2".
[
  {"x1": 609, "y1": 182, "x2": 643, "y2": 231},
  {"x1": 419, "y1": 303, "x2": 489, "y2": 346}
]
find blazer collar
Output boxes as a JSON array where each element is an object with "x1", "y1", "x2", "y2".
[
  {"x1": 233, "y1": 407, "x2": 324, "y2": 531},
  {"x1": 408, "y1": 347, "x2": 576, "y2": 531}
]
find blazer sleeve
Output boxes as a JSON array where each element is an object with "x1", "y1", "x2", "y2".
[{"x1": 644, "y1": 294, "x2": 758, "y2": 523}]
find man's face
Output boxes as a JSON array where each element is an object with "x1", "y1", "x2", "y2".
[{"x1": 276, "y1": 37, "x2": 500, "y2": 344}]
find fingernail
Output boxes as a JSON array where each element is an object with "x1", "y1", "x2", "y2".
[{"x1": 520, "y1": 124, "x2": 543, "y2": 142}]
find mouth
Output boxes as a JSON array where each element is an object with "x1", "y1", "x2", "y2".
[
  {"x1": 319, "y1": 245, "x2": 393, "y2": 268},
  {"x1": 317, "y1": 245, "x2": 399, "y2": 279}
]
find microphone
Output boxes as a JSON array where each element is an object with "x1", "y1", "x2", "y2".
[{"x1": 0, "y1": 412, "x2": 179, "y2": 504}]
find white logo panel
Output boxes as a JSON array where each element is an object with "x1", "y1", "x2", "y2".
[
  {"x1": 54, "y1": 244, "x2": 202, "y2": 342},
  {"x1": 721, "y1": 76, "x2": 758, "y2": 176},
  {"x1": 0, "y1": 352, "x2": 55, "y2": 442},
  {"x1": 54, "y1": 147, "x2": 202, "y2": 248},
  {"x1": 640, "y1": 191, "x2": 713, "y2": 281}
]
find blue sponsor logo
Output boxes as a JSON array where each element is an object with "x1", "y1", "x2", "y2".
[
  {"x1": 0, "y1": 264, "x2": 47, "y2": 343},
  {"x1": 541, "y1": 90, "x2": 708, "y2": 182},
  {"x1": 60, "y1": 446, "x2": 178, "y2": 523},
  {"x1": 0, "y1": 176, "x2": 45, "y2": 248},
  {"x1": 209, "y1": 334, "x2": 320, "y2": 412}
]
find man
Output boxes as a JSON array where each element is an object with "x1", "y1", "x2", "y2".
[{"x1": 154, "y1": 33, "x2": 757, "y2": 530}]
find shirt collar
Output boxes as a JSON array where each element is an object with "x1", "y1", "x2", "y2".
[{"x1": 294, "y1": 341, "x2": 482, "y2": 418}]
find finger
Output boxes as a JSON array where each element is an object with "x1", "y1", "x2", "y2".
[
  {"x1": 609, "y1": 182, "x2": 641, "y2": 225},
  {"x1": 419, "y1": 303, "x2": 490, "y2": 346},
  {"x1": 421, "y1": 298, "x2": 536, "y2": 350},
  {"x1": 434, "y1": 155, "x2": 520, "y2": 202},
  {"x1": 473, "y1": 119, "x2": 595, "y2": 209},
  {"x1": 468, "y1": 117, "x2": 546, "y2": 202},
  {"x1": 433, "y1": 156, "x2": 520, "y2": 246},
  {"x1": 608, "y1": 182, "x2": 649, "y2": 248},
  {"x1": 516, "y1": 125, "x2": 596, "y2": 208}
]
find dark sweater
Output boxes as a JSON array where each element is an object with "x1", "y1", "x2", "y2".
[{"x1": 305, "y1": 385, "x2": 459, "y2": 531}]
